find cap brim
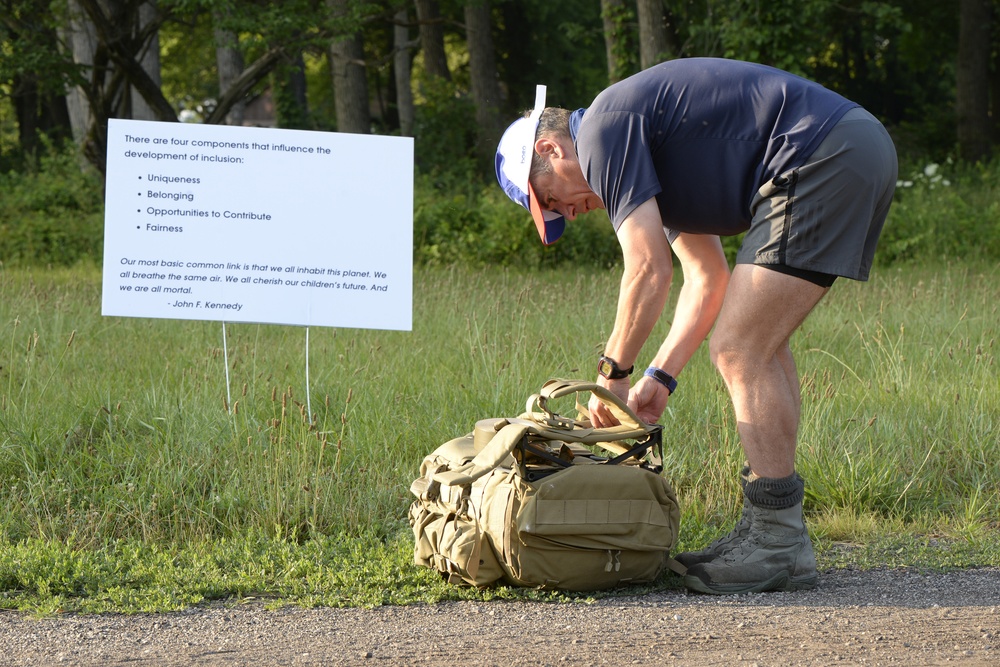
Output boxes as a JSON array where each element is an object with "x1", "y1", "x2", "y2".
[{"x1": 527, "y1": 181, "x2": 566, "y2": 245}]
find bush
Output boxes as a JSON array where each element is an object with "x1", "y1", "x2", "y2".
[
  {"x1": 411, "y1": 77, "x2": 479, "y2": 176},
  {"x1": 878, "y1": 158, "x2": 1000, "y2": 264},
  {"x1": 413, "y1": 169, "x2": 621, "y2": 268},
  {"x1": 0, "y1": 143, "x2": 104, "y2": 267}
]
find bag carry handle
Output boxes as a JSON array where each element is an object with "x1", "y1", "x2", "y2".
[{"x1": 525, "y1": 378, "x2": 652, "y2": 442}]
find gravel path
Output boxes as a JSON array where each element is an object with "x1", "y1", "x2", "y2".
[{"x1": 3, "y1": 568, "x2": 998, "y2": 666}]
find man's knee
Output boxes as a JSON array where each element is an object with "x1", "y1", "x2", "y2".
[
  {"x1": 708, "y1": 329, "x2": 742, "y2": 377},
  {"x1": 710, "y1": 329, "x2": 794, "y2": 381}
]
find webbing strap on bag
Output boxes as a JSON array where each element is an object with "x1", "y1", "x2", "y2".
[{"x1": 432, "y1": 422, "x2": 531, "y2": 487}]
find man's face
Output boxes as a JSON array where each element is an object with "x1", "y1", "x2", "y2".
[{"x1": 533, "y1": 157, "x2": 605, "y2": 221}]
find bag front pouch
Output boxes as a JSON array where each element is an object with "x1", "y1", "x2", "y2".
[
  {"x1": 506, "y1": 465, "x2": 679, "y2": 590},
  {"x1": 409, "y1": 496, "x2": 504, "y2": 587},
  {"x1": 409, "y1": 461, "x2": 505, "y2": 587}
]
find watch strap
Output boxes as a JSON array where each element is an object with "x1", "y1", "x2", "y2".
[{"x1": 643, "y1": 367, "x2": 678, "y2": 394}]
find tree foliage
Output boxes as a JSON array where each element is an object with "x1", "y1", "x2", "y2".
[{"x1": 1, "y1": 1, "x2": 997, "y2": 174}]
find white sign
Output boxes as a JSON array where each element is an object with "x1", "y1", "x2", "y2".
[{"x1": 101, "y1": 119, "x2": 413, "y2": 331}]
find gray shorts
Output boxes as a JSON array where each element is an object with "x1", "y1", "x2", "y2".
[{"x1": 737, "y1": 107, "x2": 898, "y2": 281}]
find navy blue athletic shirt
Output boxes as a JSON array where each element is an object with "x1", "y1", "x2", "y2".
[{"x1": 572, "y1": 58, "x2": 857, "y2": 238}]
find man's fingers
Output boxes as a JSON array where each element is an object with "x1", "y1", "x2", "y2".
[{"x1": 591, "y1": 401, "x2": 621, "y2": 428}]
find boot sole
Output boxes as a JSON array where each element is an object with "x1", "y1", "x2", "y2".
[{"x1": 683, "y1": 570, "x2": 818, "y2": 596}]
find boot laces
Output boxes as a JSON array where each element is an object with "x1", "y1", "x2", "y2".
[
  {"x1": 701, "y1": 510, "x2": 751, "y2": 554},
  {"x1": 720, "y1": 527, "x2": 765, "y2": 562}
]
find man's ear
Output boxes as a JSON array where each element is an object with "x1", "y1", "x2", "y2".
[{"x1": 534, "y1": 137, "x2": 561, "y2": 159}]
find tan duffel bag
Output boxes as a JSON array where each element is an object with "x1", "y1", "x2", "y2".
[{"x1": 409, "y1": 379, "x2": 682, "y2": 591}]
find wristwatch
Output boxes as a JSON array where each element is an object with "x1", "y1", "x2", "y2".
[{"x1": 597, "y1": 355, "x2": 633, "y2": 380}]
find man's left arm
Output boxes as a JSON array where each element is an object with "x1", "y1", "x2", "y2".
[
  {"x1": 626, "y1": 232, "x2": 729, "y2": 423},
  {"x1": 589, "y1": 198, "x2": 673, "y2": 427}
]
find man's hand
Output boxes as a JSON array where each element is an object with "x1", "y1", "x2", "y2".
[
  {"x1": 628, "y1": 376, "x2": 670, "y2": 424},
  {"x1": 589, "y1": 377, "x2": 630, "y2": 428}
]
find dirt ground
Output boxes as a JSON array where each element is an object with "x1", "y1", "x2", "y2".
[{"x1": 2, "y1": 567, "x2": 997, "y2": 666}]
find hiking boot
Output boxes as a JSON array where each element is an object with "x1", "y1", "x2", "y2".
[
  {"x1": 683, "y1": 473, "x2": 818, "y2": 595},
  {"x1": 674, "y1": 466, "x2": 752, "y2": 570}
]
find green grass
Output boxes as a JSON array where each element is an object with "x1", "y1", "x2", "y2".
[{"x1": 1, "y1": 261, "x2": 998, "y2": 614}]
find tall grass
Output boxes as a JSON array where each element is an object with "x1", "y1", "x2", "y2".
[
  {"x1": 0, "y1": 265, "x2": 616, "y2": 545},
  {"x1": 1, "y1": 261, "x2": 998, "y2": 610}
]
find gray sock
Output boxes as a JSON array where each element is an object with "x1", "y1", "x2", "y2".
[{"x1": 743, "y1": 472, "x2": 804, "y2": 510}]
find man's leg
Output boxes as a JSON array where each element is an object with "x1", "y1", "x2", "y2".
[
  {"x1": 710, "y1": 264, "x2": 827, "y2": 477},
  {"x1": 681, "y1": 264, "x2": 827, "y2": 594}
]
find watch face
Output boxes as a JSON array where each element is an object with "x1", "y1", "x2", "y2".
[{"x1": 598, "y1": 356, "x2": 630, "y2": 379}]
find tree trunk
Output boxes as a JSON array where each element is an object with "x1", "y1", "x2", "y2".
[
  {"x1": 328, "y1": 0, "x2": 370, "y2": 134},
  {"x1": 59, "y1": 0, "x2": 177, "y2": 170},
  {"x1": 129, "y1": 0, "x2": 161, "y2": 121},
  {"x1": 393, "y1": 9, "x2": 415, "y2": 136},
  {"x1": 464, "y1": 0, "x2": 502, "y2": 162},
  {"x1": 60, "y1": 0, "x2": 100, "y2": 145},
  {"x1": 274, "y1": 51, "x2": 309, "y2": 129},
  {"x1": 414, "y1": 0, "x2": 450, "y2": 81},
  {"x1": 12, "y1": 76, "x2": 41, "y2": 154},
  {"x1": 203, "y1": 46, "x2": 286, "y2": 126},
  {"x1": 213, "y1": 14, "x2": 246, "y2": 125},
  {"x1": 76, "y1": 0, "x2": 174, "y2": 121},
  {"x1": 7, "y1": 11, "x2": 73, "y2": 155},
  {"x1": 12, "y1": 80, "x2": 72, "y2": 156},
  {"x1": 992, "y1": 27, "x2": 1000, "y2": 141},
  {"x1": 601, "y1": 0, "x2": 631, "y2": 83},
  {"x1": 957, "y1": 0, "x2": 993, "y2": 162},
  {"x1": 636, "y1": 0, "x2": 670, "y2": 69}
]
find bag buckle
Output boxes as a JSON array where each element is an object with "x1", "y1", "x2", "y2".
[
  {"x1": 542, "y1": 415, "x2": 574, "y2": 429},
  {"x1": 529, "y1": 393, "x2": 576, "y2": 429}
]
